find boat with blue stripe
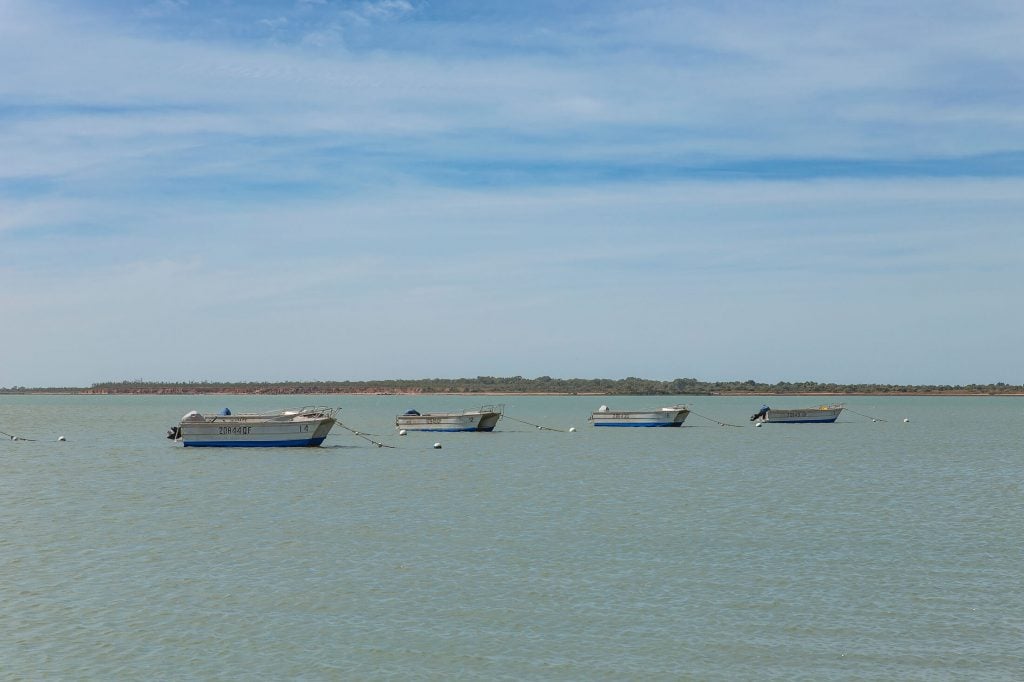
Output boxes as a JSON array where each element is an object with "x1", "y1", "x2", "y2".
[
  {"x1": 168, "y1": 406, "x2": 339, "y2": 447},
  {"x1": 396, "y1": 405, "x2": 503, "y2": 432},
  {"x1": 589, "y1": 405, "x2": 690, "y2": 427}
]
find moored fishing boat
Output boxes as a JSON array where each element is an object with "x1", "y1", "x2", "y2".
[
  {"x1": 589, "y1": 405, "x2": 690, "y2": 427},
  {"x1": 167, "y1": 406, "x2": 339, "y2": 447},
  {"x1": 750, "y1": 404, "x2": 843, "y2": 424},
  {"x1": 395, "y1": 405, "x2": 503, "y2": 432}
]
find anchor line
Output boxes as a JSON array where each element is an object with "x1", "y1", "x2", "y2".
[
  {"x1": 688, "y1": 410, "x2": 744, "y2": 428},
  {"x1": 1, "y1": 430, "x2": 37, "y2": 441},
  {"x1": 341, "y1": 427, "x2": 386, "y2": 437},
  {"x1": 335, "y1": 421, "x2": 396, "y2": 448},
  {"x1": 844, "y1": 408, "x2": 888, "y2": 422},
  {"x1": 500, "y1": 414, "x2": 565, "y2": 432}
]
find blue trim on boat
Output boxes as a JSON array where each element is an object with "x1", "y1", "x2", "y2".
[
  {"x1": 183, "y1": 437, "x2": 327, "y2": 447},
  {"x1": 594, "y1": 422, "x2": 683, "y2": 427},
  {"x1": 402, "y1": 427, "x2": 494, "y2": 432},
  {"x1": 765, "y1": 418, "x2": 838, "y2": 424}
]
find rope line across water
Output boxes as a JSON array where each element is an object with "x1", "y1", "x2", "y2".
[
  {"x1": 843, "y1": 408, "x2": 888, "y2": 422},
  {"x1": 1, "y1": 429, "x2": 38, "y2": 441},
  {"x1": 501, "y1": 414, "x2": 566, "y2": 432},
  {"x1": 335, "y1": 421, "x2": 396, "y2": 448},
  {"x1": 688, "y1": 410, "x2": 745, "y2": 428}
]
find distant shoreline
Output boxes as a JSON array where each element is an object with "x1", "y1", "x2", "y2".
[
  {"x1": 4, "y1": 389, "x2": 1023, "y2": 397},
  {"x1": 4, "y1": 378, "x2": 1023, "y2": 397}
]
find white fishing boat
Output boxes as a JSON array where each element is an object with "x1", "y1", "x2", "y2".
[
  {"x1": 589, "y1": 405, "x2": 690, "y2": 427},
  {"x1": 395, "y1": 405, "x2": 503, "y2": 432},
  {"x1": 167, "y1": 406, "x2": 339, "y2": 447},
  {"x1": 750, "y1": 404, "x2": 843, "y2": 424}
]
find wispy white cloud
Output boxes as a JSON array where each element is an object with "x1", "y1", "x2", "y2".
[
  {"x1": 259, "y1": 16, "x2": 289, "y2": 30},
  {"x1": 1, "y1": 0, "x2": 1022, "y2": 386},
  {"x1": 360, "y1": 0, "x2": 416, "y2": 21},
  {"x1": 3, "y1": 0, "x2": 1022, "y2": 175}
]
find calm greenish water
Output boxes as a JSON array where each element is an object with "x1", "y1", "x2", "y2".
[{"x1": 2, "y1": 394, "x2": 1022, "y2": 680}]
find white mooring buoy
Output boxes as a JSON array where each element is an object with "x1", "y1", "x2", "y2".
[
  {"x1": 903, "y1": 418, "x2": 910, "y2": 423},
  {"x1": 58, "y1": 436, "x2": 66, "y2": 441},
  {"x1": 755, "y1": 422, "x2": 763, "y2": 428},
  {"x1": 399, "y1": 429, "x2": 407, "y2": 436},
  {"x1": 433, "y1": 442, "x2": 442, "y2": 449},
  {"x1": 568, "y1": 427, "x2": 576, "y2": 433}
]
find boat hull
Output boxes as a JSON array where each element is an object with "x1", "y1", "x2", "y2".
[
  {"x1": 396, "y1": 411, "x2": 501, "y2": 432},
  {"x1": 591, "y1": 408, "x2": 690, "y2": 427},
  {"x1": 759, "y1": 407, "x2": 842, "y2": 424}
]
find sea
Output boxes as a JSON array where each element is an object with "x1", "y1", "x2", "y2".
[{"x1": 2, "y1": 394, "x2": 1022, "y2": 680}]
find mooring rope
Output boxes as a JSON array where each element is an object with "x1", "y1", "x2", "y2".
[
  {"x1": 340, "y1": 426, "x2": 387, "y2": 437},
  {"x1": 500, "y1": 413, "x2": 566, "y2": 432},
  {"x1": 843, "y1": 408, "x2": 887, "y2": 422},
  {"x1": 688, "y1": 410, "x2": 745, "y2": 428},
  {"x1": 335, "y1": 421, "x2": 396, "y2": 448},
  {"x1": 1, "y1": 430, "x2": 38, "y2": 441}
]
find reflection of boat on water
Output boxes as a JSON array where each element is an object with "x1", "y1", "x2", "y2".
[
  {"x1": 750, "y1": 404, "x2": 843, "y2": 424},
  {"x1": 589, "y1": 405, "x2": 690, "y2": 427},
  {"x1": 167, "y1": 406, "x2": 339, "y2": 447},
  {"x1": 395, "y1": 405, "x2": 504, "y2": 432}
]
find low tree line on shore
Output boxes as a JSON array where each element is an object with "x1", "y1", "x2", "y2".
[{"x1": 2, "y1": 377, "x2": 1022, "y2": 395}]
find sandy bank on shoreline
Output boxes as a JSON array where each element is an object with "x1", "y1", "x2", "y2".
[{"x1": 7, "y1": 390, "x2": 1024, "y2": 398}]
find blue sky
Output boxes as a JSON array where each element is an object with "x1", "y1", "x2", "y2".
[{"x1": 1, "y1": 0, "x2": 1022, "y2": 387}]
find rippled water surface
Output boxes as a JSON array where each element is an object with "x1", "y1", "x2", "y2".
[{"x1": 2, "y1": 394, "x2": 1022, "y2": 679}]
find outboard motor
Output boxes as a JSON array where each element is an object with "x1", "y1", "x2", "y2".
[{"x1": 166, "y1": 425, "x2": 182, "y2": 440}]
